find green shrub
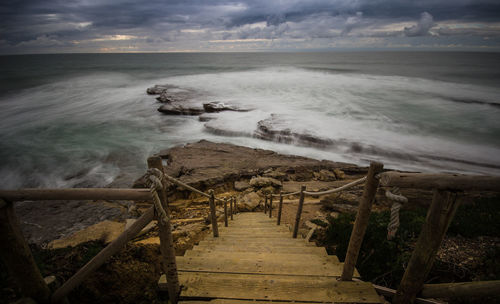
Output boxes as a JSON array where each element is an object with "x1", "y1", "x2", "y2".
[
  {"x1": 324, "y1": 208, "x2": 426, "y2": 287},
  {"x1": 448, "y1": 195, "x2": 500, "y2": 237}
]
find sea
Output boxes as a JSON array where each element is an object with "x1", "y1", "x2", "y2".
[{"x1": 1, "y1": 52, "x2": 499, "y2": 189}]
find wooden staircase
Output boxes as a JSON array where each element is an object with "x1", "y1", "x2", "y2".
[{"x1": 159, "y1": 212, "x2": 382, "y2": 303}]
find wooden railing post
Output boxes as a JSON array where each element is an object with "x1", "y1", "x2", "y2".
[
  {"x1": 341, "y1": 162, "x2": 384, "y2": 281},
  {"x1": 293, "y1": 185, "x2": 306, "y2": 238},
  {"x1": 0, "y1": 199, "x2": 51, "y2": 303},
  {"x1": 147, "y1": 156, "x2": 180, "y2": 304},
  {"x1": 208, "y1": 190, "x2": 219, "y2": 237},
  {"x1": 224, "y1": 199, "x2": 228, "y2": 227},
  {"x1": 393, "y1": 189, "x2": 460, "y2": 304},
  {"x1": 269, "y1": 195, "x2": 273, "y2": 218},
  {"x1": 233, "y1": 197, "x2": 238, "y2": 213},
  {"x1": 277, "y1": 193, "x2": 283, "y2": 225},
  {"x1": 264, "y1": 195, "x2": 268, "y2": 214},
  {"x1": 230, "y1": 197, "x2": 234, "y2": 220}
]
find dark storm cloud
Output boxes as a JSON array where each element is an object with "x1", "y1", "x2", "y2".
[{"x1": 1, "y1": 0, "x2": 500, "y2": 53}]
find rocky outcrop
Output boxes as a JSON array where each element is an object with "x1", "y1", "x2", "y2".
[
  {"x1": 203, "y1": 102, "x2": 251, "y2": 113},
  {"x1": 254, "y1": 114, "x2": 334, "y2": 148},
  {"x1": 144, "y1": 140, "x2": 361, "y2": 200},
  {"x1": 313, "y1": 169, "x2": 337, "y2": 182},
  {"x1": 147, "y1": 85, "x2": 172, "y2": 95},
  {"x1": 157, "y1": 104, "x2": 204, "y2": 115}
]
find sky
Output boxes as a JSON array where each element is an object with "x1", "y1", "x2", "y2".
[{"x1": 1, "y1": 0, "x2": 500, "y2": 54}]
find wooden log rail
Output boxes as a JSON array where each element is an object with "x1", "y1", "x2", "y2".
[{"x1": 0, "y1": 157, "x2": 236, "y2": 304}]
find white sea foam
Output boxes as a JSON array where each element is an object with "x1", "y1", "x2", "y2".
[{"x1": 1, "y1": 66, "x2": 499, "y2": 189}]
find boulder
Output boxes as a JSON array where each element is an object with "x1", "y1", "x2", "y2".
[
  {"x1": 147, "y1": 85, "x2": 169, "y2": 95},
  {"x1": 238, "y1": 192, "x2": 261, "y2": 211},
  {"x1": 314, "y1": 169, "x2": 336, "y2": 182},
  {"x1": 263, "y1": 170, "x2": 287, "y2": 181},
  {"x1": 249, "y1": 176, "x2": 282, "y2": 188},
  {"x1": 158, "y1": 104, "x2": 204, "y2": 115},
  {"x1": 234, "y1": 180, "x2": 251, "y2": 191},
  {"x1": 333, "y1": 168, "x2": 345, "y2": 180},
  {"x1": 203, "y1": 102, "x2": 252, "y2": 113}
]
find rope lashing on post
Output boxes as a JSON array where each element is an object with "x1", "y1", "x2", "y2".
[
  {"x1": 386, "y1": 187, "x2": 408, "y2": 240},
  {"x1": 145, "y1": 168, "x2": 170, "y2": 225}
]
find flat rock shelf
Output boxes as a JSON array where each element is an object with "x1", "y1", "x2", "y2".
[{"x1": 159, "y1": 212, "x2": 381, "y2": 303}]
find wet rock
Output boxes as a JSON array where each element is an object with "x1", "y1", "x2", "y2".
[
  {"x1": 156, "y1": 91, "x2": 172, "y2": 103},
  {"x1": 203, "y1": 102, "x2": 252, "y2": 113},
  {"x1": 249, "y1": 176, "x2": 282, "y2": 188},
  {"x1": 234, "y1": 180, "x2": 251, "y2": 191},
  {"x1": 147, "y1": 85, "x2": 170, "y2": 95},
  {"x1": 254, "y1": 114, "x2": 334, "y2": 148},
  {"x1": 158, "y1": 104, "x2": 204, "y2": 115},
  {"x1": 239, "y1": 192, "x2": 261, "y2": 211},
  {"x1": 198, "y1": 114, "x2": 217, "y2": 122}
]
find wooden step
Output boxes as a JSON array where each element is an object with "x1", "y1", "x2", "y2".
[
  {"x1": 183, "y1": 250, "x2": 339, "y2": 263},
  {"x1": 176, "y1": 256, "x2": 349, "y2": 277},
  {"x1": 163, "y1": 271, "x2": 382, "y2": 303},
  {"x1": 179, "y1": 300, "x2": 314, "y2": 303},
  {"x1": 200, "y1": 237, "x2": 308, "y2": 244},
  {"x1": 192, "y1": 244, "x2": 327, "y2": 255},
  {"x1": 199, "y1": 240, "x2": 311, "y2": 247}
]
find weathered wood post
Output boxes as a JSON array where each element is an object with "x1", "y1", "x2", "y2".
[
  {"x1": 269, "y1": 195, "x2": 273, "y2": 218},
  {"x1": 264, "y1": 195, "x2": 268, "y2": 214},
  {"x1": 208, "y1": 189, "x2": 219, "y2": 237},
  {"x1": 224, "y1": 198, "x2": 228, "y2": 227},
  {"x1": 230, "y1": 197, "x2": 234, "y2": 220},
  {"x1": 341, "y1": 162, "x2": 383, "y2": 281},
  {"x1": 393, "y1": 189, "x2": 460, "y2": 304},
  {"x1": 277, "y1": 193, "x2": 283, "y2": 225},
  {"x1": 293, "y1": 185, "x2": 306, "y2": 238},
  {"x1": 0, "y1": 199, "x2": 51, "y2": 303},
  {"x1": 233, "y1": 196, "x2": 238, "y2": 213},
  {"x1": 148, "y1": 156, "x2": 180, "y2": 304}
]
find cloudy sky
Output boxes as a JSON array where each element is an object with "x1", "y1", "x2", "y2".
[{"x1": 1, "y1": 0, "x2": 500, "y2": 54}]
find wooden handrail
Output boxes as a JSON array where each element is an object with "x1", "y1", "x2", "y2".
[
  {"x1": 379, "y1": 171, "x2": 500, "y2": 191},
  {"x1": 52, "y1": 207, "x2": 155, "y2": 303},
  {"x1": 341, "y1": 162, "x2": 384, "y2": 281},
  {"x1": 0, "y1": 188, "x2": 152, "y2": 202}
]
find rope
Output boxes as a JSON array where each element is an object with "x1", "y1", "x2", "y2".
[
  {"x1": 386, "y1": 187, "x2": 408, "y2": 240},
  {"x1": 145, "y1": 169, "x2": 170, "y2": 225},
  {"x1": 303, "y1": 177, "x2": 366, "y2": 196}
]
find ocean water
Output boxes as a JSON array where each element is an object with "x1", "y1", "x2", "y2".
[{"x1": 1, "y1": 52, "x2": 499, "y2": 189}]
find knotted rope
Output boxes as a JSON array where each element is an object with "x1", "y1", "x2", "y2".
[
  {"x1": 145, "y1": 168, "x2": 169, "y2": 225},
  {"x1": 386, "y1": 187, "x2": 408, "y2": 240}
]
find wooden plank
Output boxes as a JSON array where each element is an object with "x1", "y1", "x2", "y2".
[
  {"x1": 192, "y1": 245, "x2": 327, "y2": 255},
  {"x1": 198, "y1": 239, "x2": 311, "y2": 247},
  {"x1": 148, "y1": 156, "x2": 180, "y2": 304},
  {"x1": 52, "y1": 207, "x2": 155, "y2": 302},
  {"x1": 420, "y1": 280, "x2": 500, "y2": 299},
  {"x1": 178, "y1": 300, "x2": 315, "y2": 304},
  {"x1": 213, "y1": 233, "x2": 292, "y2": 238},
  {"x1": 379, "y1": 171, "x2": 500, "y2": 191},
  {"x1": 0, "y1": 188, "x2": 152, "y2": 202},
  {"x1": 176, "y1": 256, "x2": 348, "y2": 277},
  {"x1": 341, "y1": 162, "x2": 383, "y2": 281},
  {"x1": 183, "y1": 250, "x2": 340, "y2": 264},
  {"x1": 172, "y1": 272, "x2": 382, "y2": 303},
  {"x1": 293, "y1": 185, "x2": 306, "y2": 238},
  {"x1": 393, "y1": 190, "x2": 460, "y2": 304},
  {"x1": 0, "y1": 200, "x2": 51, "y2": 303}
]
